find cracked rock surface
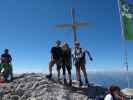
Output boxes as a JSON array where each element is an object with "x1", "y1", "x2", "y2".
[{"x1": 0, "y1": 73, "x2": 107, "y2": 100}]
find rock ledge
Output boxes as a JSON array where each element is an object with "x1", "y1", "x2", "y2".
[{"x1": 0, "y1": 73, "x2": 107, "y2": 100}]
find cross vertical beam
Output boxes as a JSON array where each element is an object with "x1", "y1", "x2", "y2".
[
  {"x1": 55, "y1": 8, "x2": 89, "y2": 44},
  {"x1": 71, "y1": 8, "x2": 77, "y2": 42}
]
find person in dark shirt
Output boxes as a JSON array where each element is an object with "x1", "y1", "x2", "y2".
[
  {"x1": 0, "y1": 49, "x2": 13, "y2": 82},
  {"x1": 1, "y1": 49, "x2": 12, "y2": 64},
  {"x1": 62, "y1": 42, "x2": 72, "y2": 86},
  {"x1": 46, "y1": 40, "x2": 62, "y2": 80}
]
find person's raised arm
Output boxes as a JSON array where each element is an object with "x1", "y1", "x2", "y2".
[
  {"x1": 85, "y1": 49, "x2": 93, "y2": 61},
  {"x1": 9, "y1": 54, "x2": 12, "y2": 62}
]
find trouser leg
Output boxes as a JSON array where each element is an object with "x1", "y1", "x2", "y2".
[
  {"x1": 66, "y1": 65, "x2": 71, "y2": 81},
  {"x1": 9, "y1": 64, "x2": 13, "y2": 81},
  {"x1": 62, "y1": 65, "x2": 68, "y2": 84},
  {"x1": 3, "y1": 68, "x2": 10, "y2": 81},
  {"x1": 56, "y1": 60, "x2": 61, "y2": 80},
  {"x1": 0, "y1": 67, "x2": 1, "y2": 73},
  {"x1": 62, "y1": 65, "x2": 66, "y2": 80},
  {"x1": 49, "y1": 60, "x2": 55, "y2": 75},
  {"x1": 81, "y1": 64, "x2": 88, "y2": 83},
  {"x1": 57, "y1": 70, "x2": 60, "y2": 80},
  {"x1": 67, "y1": 65, "x2": 72, "y2": 86},
  {"x1": 46, "y1": 60, "x2": 55, "y2": 79},
  {"x1": 57, "y1": 67, "x2": 60, "y2": 80}
]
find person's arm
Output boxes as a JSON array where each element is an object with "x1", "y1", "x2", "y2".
[
  {"x1": 71, "y1": 48, "x2": 73, "y2": 59},
  {"x1": 50, "y1": 47, "x2": 54, "y2": 55},
  {"x1": 69, "y1": 49, "x2": 72, "y2": 65},
  {"x1": 9, "y1": 55, "x2": 12, "y2": 62},
  {"x1": 1, "y1": 54, "x2": 2, "y2": 58},
  {"x1": 0, "y1": 64, "x2": 2, "y2": 72},
  {"x1": 71, "y1": 48, "x2": 75, "y2": 64},
  {"x1": 50, "y1": 47, "x2": 55, "y2": 61},
  {"x1": 69, "y1": 49, "x2": 71, "y2": 59},
  {"x1": 85, "y1": 49, "x2": 93, "y2": 61},
  {"x1": 1, "y1": 54, "x2": 4, "y2": 62},
  {"x1": 1, "y1": 54, "x2": 3, "y2": 60},
  {"x1": 0, "y1": 56, "x2": 2, "y2": 62}
]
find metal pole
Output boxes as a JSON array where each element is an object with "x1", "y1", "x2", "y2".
[
  {"x1": 117, "y1": 0, "x2": 130, "y2": 88},
  {"x1": 125, "y1": 43, "x2": 130, "y2": 88}
]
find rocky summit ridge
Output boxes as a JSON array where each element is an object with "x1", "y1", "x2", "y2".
[{"x1": 0, "y1": 73, "x2": 107, "y2": 100}]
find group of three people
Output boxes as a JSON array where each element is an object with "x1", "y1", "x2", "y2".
[
  {"x1": 46, "y1": 40, "x2": 93, "y2": 87},
  {"x1": 0, "y1": 49, "x2": 13, "y2": 82}
]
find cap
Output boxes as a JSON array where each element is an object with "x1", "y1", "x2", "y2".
[
  {"x1": 56, "y1": 40, "x2": 61, "y2": 45},
  {"x1": 74, "y1": 41, "x2": 80, "y2": 45},
  {"x1": 4, "y1": 49, "x2": 9, "y2": 52}
]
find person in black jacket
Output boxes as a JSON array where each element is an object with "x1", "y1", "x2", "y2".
[
  {"x1": 62, "y1": 42, "x2": 72, "y2": 86},
  {"x1": 46, "y1": 40, "x2": 62, "y2": 80}
]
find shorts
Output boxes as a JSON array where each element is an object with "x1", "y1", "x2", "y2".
[
  {"x1": 50, "y1": 57, "x2": 62, "y2": 71},
  {"x1": 56, "y1": 59, "x2": 62, "y2": 71}
]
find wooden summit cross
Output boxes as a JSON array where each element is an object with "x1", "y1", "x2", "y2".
[{"x1": 55, "y1": 8, "x2": 89, "y2": 43}]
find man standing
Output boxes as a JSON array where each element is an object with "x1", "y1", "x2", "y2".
[
  {"x1": 72, "y1": 41, "x2": 83, "y2": 86},
  {"x1": 72, "y1": 41, "x2": 93, "y2": 87},
  {"x1": 80, "y1": 48, "x2": 93, "y2": 86},
  {"x1": 1, "y1": 49, "x2": 13, "y2": 82},
  {"x1": 46, "y1": 40, "x2": 62, "y2": 80}
]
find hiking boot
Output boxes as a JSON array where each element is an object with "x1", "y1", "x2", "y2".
[
  {"x1": 79, "y1": 80, "x2": 83, "y2": 87},
  {"x1": 85, "y1": 79, "x2": 88, "y2": 84},
  {"x1": 85, "y1": 80, "x2": 91, "y2": 87},
  {"x1": 46, "y1": 74, "x2": 52, "y2": 80},
  {"x1": 87, "y1": 83, "x2": 91, "y2": 87},
  {"x1": 69, "y1": 80, "x2": 72, "y2": 87},
  {"x1": 86, "y1": 82, "x2": 91, "y2": 87},
  {"x1": 57, "y1": 76, "x2": 61, "y2": 82},
  {"x1": 64, "y1": 79, "x2": 67, "y2": 85}
]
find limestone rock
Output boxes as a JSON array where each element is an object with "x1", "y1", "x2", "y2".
[{"x1": 0, "y1": 73, "x2": 107, "y2": 100}]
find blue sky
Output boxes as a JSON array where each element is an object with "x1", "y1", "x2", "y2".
[{"x1": 0, "y1": 0, "x2": 133, "y2": 73}]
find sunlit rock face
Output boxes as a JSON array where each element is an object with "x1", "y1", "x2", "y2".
[{"x1": 0, "y1": 73, "x2": 107, "y2": 100}]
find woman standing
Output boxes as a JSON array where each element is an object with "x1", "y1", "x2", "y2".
[{"x1": 62, "y1": 42, "x2": 72, "y2": 86}]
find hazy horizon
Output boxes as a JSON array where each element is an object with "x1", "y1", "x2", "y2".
[{"x1": 13, "y1": 67, "x2": 133, "y2": 74}]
